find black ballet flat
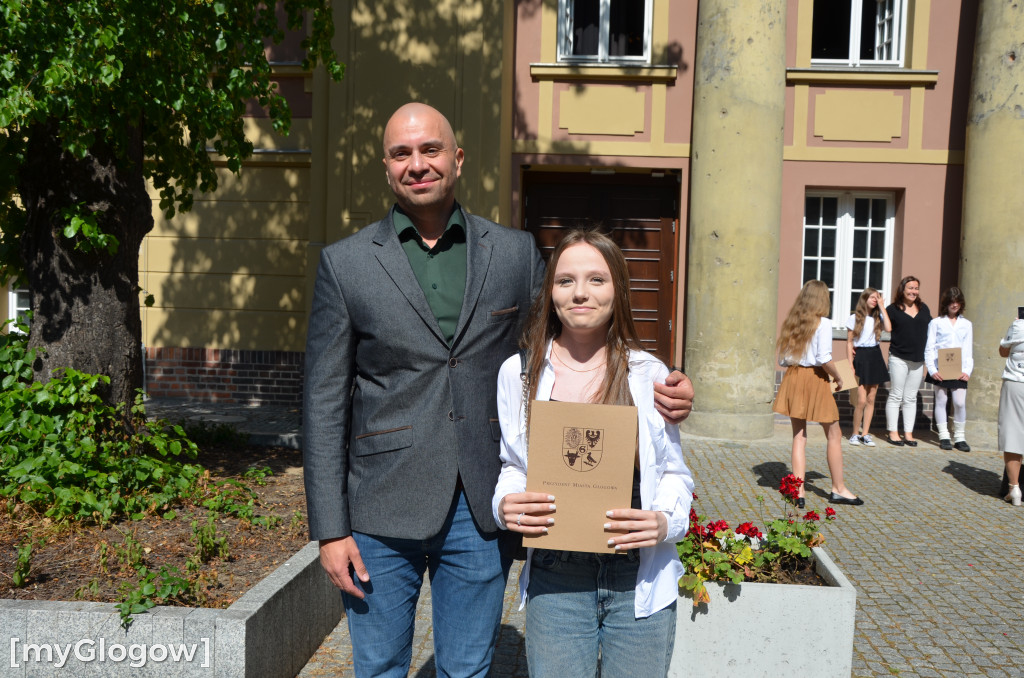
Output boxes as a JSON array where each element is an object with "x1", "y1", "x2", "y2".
[
  {"x1": 829, "y1": 492, "x2": 864, "y2": 506},
  {"x1": 903, "y1": 439, "x2": 918, "y2": 447},
  {"x1": 887, "y1": 436, "x2": 904, "y2": 446},
  {"x1": 796, "y1": 498, "x2": 805, "y2": 509}
]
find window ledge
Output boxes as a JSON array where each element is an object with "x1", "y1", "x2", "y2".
[
  {"x1": 530, "y1": 63, "x2": 678, "y2": 82},
  {"x1": 788, "y1": 67, "x2": 939, "y2": 86},
  {"x1": 832, "y1": 327, "x2": 892, "y2": 342}
]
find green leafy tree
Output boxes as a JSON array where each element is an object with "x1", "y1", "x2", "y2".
[{"x1": 0, "y1": 0, "x2": 343, "y2": 409}]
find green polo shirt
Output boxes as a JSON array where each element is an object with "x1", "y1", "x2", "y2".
[{"x1": 394, "y1": 205, "x2": 467, "y2": 345}]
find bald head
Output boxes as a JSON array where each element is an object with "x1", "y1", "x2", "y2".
[
  {"x1": 383, "y1": 103, "x2": 458, "y2": 156},
  {"x1": 381, "y1": 102, "x2": 465, "y2": 230}
]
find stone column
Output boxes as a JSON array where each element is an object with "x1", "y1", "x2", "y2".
[
  {"x1": 961, "y1": 1, "x2": 1024, "y2": 438},
  {"x1": 681, "y1": 0, "x2": 787, "y2": 439}
]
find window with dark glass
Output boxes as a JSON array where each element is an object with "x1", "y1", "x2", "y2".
[
  {"x1": 811, "y1": 0, "x2": 903, "y2": 66},
  {"x1": 559, "y1": 0, "x2": 650, "y2": 63}
]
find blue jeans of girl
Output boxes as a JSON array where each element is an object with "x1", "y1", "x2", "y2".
[{"x1": 525, "y1": 548, "x2": 676, "y2": 678}]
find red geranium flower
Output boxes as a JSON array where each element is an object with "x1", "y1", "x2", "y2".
[
  {"x1": 803, "y1": 510, "x2": 820, "y2": 522},
  {"x1": 706, "y1": 519, "x2": 729, "y2": 536},
  {"x1": 825, "y1": 507, "x2": 837, "y2": 519},
  {"x1": 735, "y1": 522, "x2": 763, "y2": 539},
  {"x1": 778, "y1": 474, "x2": 804, "y2": 504}
]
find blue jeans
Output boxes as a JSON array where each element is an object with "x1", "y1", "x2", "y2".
[
  {"x1": 525, "y1": 549, "x2": 676, "y2": 678},
  {"x1": 343, "y1": 490, "x2": 508, "y2": 678}
]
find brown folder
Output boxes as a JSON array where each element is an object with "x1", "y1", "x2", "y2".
[
  {"x1": 524, "y1": 400, "x2": 637, "y2": 554},
  {"x1": 829, "y1": 358, "x2": 858, "y2": 391},
  {"x1": 937, "y1": 347, "x2": 962, "y2": 381}
]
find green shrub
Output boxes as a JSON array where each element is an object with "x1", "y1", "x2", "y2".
[{"x1": 0, "y1": 326, "x2": 202, "y2": 524}]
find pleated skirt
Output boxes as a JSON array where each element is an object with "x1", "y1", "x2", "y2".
[
  {"x1": 773, "y1": 365, "x2": 839, "y2": 423},
  {"x1": 852, "y1": 345, "x2": 888, "y2": 386},
  {"x1": 998, "y1": 379, "x2": 1024, "y2": 454}
]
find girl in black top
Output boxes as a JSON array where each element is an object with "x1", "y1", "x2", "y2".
[{"x1": 884, "y1": 276, "x2": 932, "y2": 446}]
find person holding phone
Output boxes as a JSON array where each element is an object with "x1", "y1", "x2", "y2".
[
  {"x1": 846, "y1": 288, "x2": 892, "y2": 446},
  {"x1": 773, "y1": 280, "x2": 862, "y2": 506},
  {"x1": 1000, "y1": 310, "x2": 1024, "y2": 505},
  {"x1": 924, "y1": 287, "x2": 973, "y2": 451},
  {"x1": 493, "y1": 229, "x2": 693, "y2": 678},
  {"x1": 885, "y1": 276, "x2": 932, "y2": 446}
]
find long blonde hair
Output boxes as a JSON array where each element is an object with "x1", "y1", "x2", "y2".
[
  {"x1": 852, "y1": 288, "x2": 883, "y2": 342},
  {"x1": 520, "y1": 229, "x2": 642, "y2": 407},
  {"x1": 777, "y1": 280, "x2": 831, "y2": 360}
]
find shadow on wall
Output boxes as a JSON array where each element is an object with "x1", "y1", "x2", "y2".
[
  {"x1": 147, "y1": 2, "x2": 507, "y2": 351},
  {"x1": 339, "y1": 0, "x2": 508, "y2": 229},
  {"x1": 147, "y1": 1, "x2": 696, "y2": 353}
]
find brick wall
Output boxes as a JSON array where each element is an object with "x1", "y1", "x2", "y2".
[{"x1": 144, "y1": 347, "x2": 304, "y2": 405}]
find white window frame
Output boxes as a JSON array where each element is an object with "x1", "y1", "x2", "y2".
[
  {"x1": 557, "y1": 0, "x2": 653, "y2": 64},
  {"x1": 810, "y1": 0, "x2": 908, "y2": 68},
  {"x1": 7, "y1": 286, "x2": 29, "y2": 334},
  {"x1": 802, "y1": 191, "x2": 896, "y2": 327}
]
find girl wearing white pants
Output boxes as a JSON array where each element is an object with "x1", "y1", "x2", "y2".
[
  {"x1": 885, "y1": 276, "x2": 932, "y2": 446},
  {"x1": 924, "y1": 287, "x2": 973, "y2": 451}
]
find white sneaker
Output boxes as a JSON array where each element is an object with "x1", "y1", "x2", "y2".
[
  {"x1": 1006, "y1": 485, "x2": 1022, "y2": 506},
  {"x1": 860, "y1": 434, "x2": 876, "y2": 447},
  {"x1": 848, "y1": 435, "x2": 862, "y2": 445}
]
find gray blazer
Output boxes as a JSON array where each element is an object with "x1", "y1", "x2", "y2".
[{"x1": 303, "y1": 207, "x2": 544, "y2": 541}]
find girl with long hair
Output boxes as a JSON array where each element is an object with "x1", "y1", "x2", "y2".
[
  {"x1": 846, "y1": 288, "x2": 892, "y2": 446},
  {"x1": 492, "y1": 229, "x2": 693, "y2": 678},
  {"x1": 885, "y1": 276, "x2": 932, "y2": 446},
  {"x1": 773, "y1": 280, "x2": 863, "y2": 506},
  {"x1": 924, "y1": 287, "x2": 973, "y2": 450}
]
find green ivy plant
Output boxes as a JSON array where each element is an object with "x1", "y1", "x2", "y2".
[{"x1": 1, "y1": 326, "x2": 288, "y2": 625}]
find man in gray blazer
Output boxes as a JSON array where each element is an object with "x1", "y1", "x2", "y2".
[{"x1": 303, "y1": 103, "x2": 694, "y2": 677}]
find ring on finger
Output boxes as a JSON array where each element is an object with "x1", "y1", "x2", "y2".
[{"x1": 517, "y1": 512, "x2": 524, "y2": 527}]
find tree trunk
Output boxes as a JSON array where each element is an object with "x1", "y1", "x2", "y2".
[{"x1": 17, "y1": 121, "x2": 153, "y2": 411}]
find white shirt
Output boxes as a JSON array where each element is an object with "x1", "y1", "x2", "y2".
[
  {"x1": 1001, "y1": 319, "x2": 1024, "y2": 382},
  {"x1": 846, "y1": 314, "x2": 879, "y2": 348},
  {"x1": 492, "y1": 342, "x2": 694, "y2": 618},
  {"x1": 779, "y1": 317, "x2": 833, "y2": 367},
  {"x1": 924, "y1": 315, "x2": 974, "y2": 377}
]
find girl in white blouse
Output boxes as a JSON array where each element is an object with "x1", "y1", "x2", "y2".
[
  {"x1": 924, "y1": 287, "x2": 973, "y2": 451},
  {"x1": 493, "y1": 230, "x2": 693, "y2": 678},
  {"x1": 773, "y1": 280, "x2": 862, "y2": 506},
  {"x1": 845, "y1": 288, "x2": 892, "y2": 446}
]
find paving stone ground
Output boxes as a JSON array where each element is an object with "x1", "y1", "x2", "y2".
[{"x1": 147, "y1": 399, "x2": 1024, "y2": 677}]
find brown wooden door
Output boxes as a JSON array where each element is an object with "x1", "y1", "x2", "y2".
[{"x1": 522, "y1": 172, "x2": 679, "y2": 363}]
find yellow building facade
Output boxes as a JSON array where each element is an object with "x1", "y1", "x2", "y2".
[{"x1": 131, "y1": 0, "x2": 1022, "y2": 439}]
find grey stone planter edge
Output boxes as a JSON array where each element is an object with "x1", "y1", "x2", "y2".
[
  {"x1": 668, "y1": 546, "x2": 857, "y2": 678},
  {"x1": 1, "y1": 540, "x2": 341, "y2": 677}
]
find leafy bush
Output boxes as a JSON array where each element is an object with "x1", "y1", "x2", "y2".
[{"x1": 0, "y1": 325, "x2": 201, "y2": 523}]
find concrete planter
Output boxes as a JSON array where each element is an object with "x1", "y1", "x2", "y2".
[
  {"x1": 1, "y1": 541, "x2": 340, "y2": 677},
  {"x1": 668, "y1": 547, "x2": 856, "y2": 678}
]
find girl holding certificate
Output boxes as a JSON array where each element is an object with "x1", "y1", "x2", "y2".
[
  {"x1": 773, "y1": 280, "x2": 863, "y2": 507},
  {"x1": 492, "y1": 230, "x2": 693, "y2": 678},
  {"x1": 924, "y1": 287, "x2": 973, "y2": 451}
]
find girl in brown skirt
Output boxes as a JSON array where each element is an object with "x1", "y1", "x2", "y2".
[{"x1": 774, "y1": 280, "x2": 864, "y2": 507}]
